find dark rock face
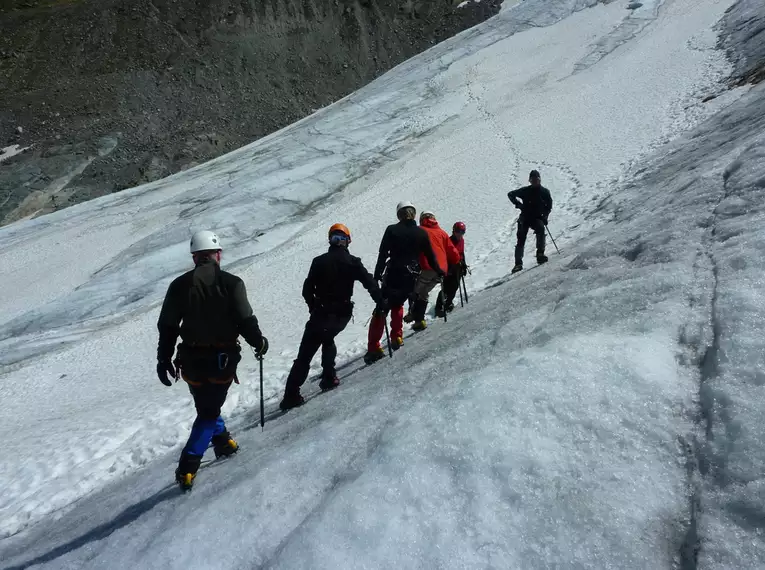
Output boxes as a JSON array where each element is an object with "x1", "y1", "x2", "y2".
[
  {"x1": 0, "y1": 0, "x2": 500, "y2": 224},
  {"x1": 720, "y1": 0, "x2": 765, "y2": 87}
]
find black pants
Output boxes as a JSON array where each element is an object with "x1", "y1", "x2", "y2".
[
  {"x1": 436, "y1": 266, "x2": 461, "y2": 311},
  {"x1": 515, "y1": 216, "x2": 546, "y2": 265},
  {"x1": 177, "y1": 344, "x2": 240, "y2": 420},
  {"x1": 188, "y1": 381, "x2": 232, "y2": 420},
  {"x1": 284, "y1": 312, "x2": 351, "y2": 394},
  {"x1": 383, "y1": 266, "x2": 418, "y2": 308},
  {"x1": 178, "y1": 347, "x2": 238, "y2": 461}
]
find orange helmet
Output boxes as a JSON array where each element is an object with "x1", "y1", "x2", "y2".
[{"x1": 328, "y1": 223, "x2": 351, "y2": 243}]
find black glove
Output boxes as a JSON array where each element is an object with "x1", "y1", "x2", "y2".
[
  {"x1": 461, "y1": 262, "x2": 468, "y2": 277},
  {"x1": 253, "y1": 336, "x2": 269, "y2": 358},
  {"x1": 374, "y1": 299, "x2": 389, "y2": 316},
  {"x1": 157, "y1": 359, "x2": 176, "y2": 387},
  {"x1": 541, "y1": 214, "x2": 549, "y2": 226}
]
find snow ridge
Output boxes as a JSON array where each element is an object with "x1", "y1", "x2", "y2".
[{"x1": 574, "y1": 0, "x2": 666, "y2": 72}]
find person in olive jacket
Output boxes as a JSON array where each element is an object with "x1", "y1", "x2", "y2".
[{"x1": 156, "y1": 230, "x2": 268, "y2": 491}]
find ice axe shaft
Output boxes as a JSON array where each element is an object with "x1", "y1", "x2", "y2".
[
  {"x1": 545, "y1": 224, "x2": 560, "y2": 254},
  {"x1": 251, "y1": 347, "x2": 265, "y2": 431},
  {"x1": 258, "y1": 355, "x2": 265, "y2": 431},
  {"x1": 384, "y1": 315, "x2": 393, "y2": 358}
]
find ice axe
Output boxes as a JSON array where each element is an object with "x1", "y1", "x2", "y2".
[
  {"x1": 383, "y1": 315, "x2": 393, "y2": 358},
  {"x1": 251, "y1": 347, "x2": 265, "y2": 431},
  {"x1": 545, "y1": 224, "x2": 560, "y2": 254},
  {"x1": 259, "y1": 355, "x2": 265, "y2": 432}
]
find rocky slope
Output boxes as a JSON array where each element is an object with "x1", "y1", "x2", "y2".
[{"x1": 0, "y1": 0, "x2": 500, "y2": 224}]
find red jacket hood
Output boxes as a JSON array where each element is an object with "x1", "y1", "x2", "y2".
[{"x1": 419, "y1": 218, "x2": 461, "y2": 271}]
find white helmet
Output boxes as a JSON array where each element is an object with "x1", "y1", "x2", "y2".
[
  {"x1": 420, "y1": 209, "x2": 435, "y2": 220},
  {"x1": 396, "y1": 201, "x2": 415, "y2": 214},
  {"x1": 190, "y1": 230, "x2": 222, "y2": 253}
]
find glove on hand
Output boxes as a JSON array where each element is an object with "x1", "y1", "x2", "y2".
[
  {"x1": 254, "y1": 336, "x2": 269, "y2": 358},
  {"x1": 157, "y1": 360, "x2": 176, "y2": 387},
  {"x1": 374, "y1": 299, "x2": 390, "y2": 316}
]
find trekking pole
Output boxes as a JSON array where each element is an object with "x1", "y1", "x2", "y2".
[
  {"x1": 383, "y1": 316, "x2": 393, "y2": 358},
  {"x1": 458, "y1": 279, "x2": 464, "y2": 307},
  {"x1": 258, "y1": 355, "x2": 265, "y2": 432},
  {"x1": 462, "y1": 275, "x2": 469, "y2": 304},
  {"x1": 545, "y1": 224, "x2": 560, "y2": 254}
]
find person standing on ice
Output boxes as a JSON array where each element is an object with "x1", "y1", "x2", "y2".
[
  {"x1": 365, "y1": 201, "x2": 444, "y2": 364},
  {"x1": 508, "y1": 169, "x2": 553, "y2": 274},
  {"x1": 435, "y1": 221, "x2": 468, "y2": 318},
  {"x1": 279, "y1": 224, "x2": 386, "y2": 411},
  {"x1": 407, "y1": 210, "x2": 460, "y2": 331},
  {"x1": 156, "y1": 230, "x2": 269, "y2": 491}
]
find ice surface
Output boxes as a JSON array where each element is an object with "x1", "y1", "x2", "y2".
[{"x1": 1, "y1": 0, "x2": 763, "y2": 567}]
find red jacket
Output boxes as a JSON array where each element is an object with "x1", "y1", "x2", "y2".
[
  {"x1": 419, "y1": 218, "x2": 460, "y2": 272},
  {"x1": 450, "y1": 234, "x2": 465, "y2": 264}
]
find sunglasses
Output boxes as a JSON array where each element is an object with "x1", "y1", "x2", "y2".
[
  {"x1": 454, "y1": 230, "x2": 465, "y2": 235},
  {"x1": 329, "y1": 234, "x2": 349, "y2": 245}
]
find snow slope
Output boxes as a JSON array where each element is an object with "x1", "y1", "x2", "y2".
[
  {"x1": 1, "y1": 0, "x2": 763, "y2": 567},
  {"x1": 0, "y1": 146, "x2": 29, "y2": 165}
]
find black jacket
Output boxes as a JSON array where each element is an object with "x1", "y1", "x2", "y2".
[
  {"x1": 373, "y1": 219, "x2": 441, "y2": 281},
  {"x1": 508, "y1": 185, "x2": 553, "y2": 221},
  {"x1": 302, "y1": 245, "x2": 383, "y2": 315},
  {"x1": 157, "y1": 260, "x2": 264, "y2": 360}
]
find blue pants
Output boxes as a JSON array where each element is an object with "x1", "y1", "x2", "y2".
[
  {"x1": 183, "y1": 416, "x2": 227, "y2": 456},
  {"x1": 182, "y1": 381, "x2": 232, "y2": 457}
]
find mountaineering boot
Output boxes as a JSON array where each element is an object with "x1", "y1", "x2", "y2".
[
  {"x1": 176, "y1": 453, "x2": 202, "y2": 492},
  {"x1": 445, "y1": 301, "x2": 455, "y2": 313},
  {"x1": 364, "y1": 346, "x2": 386, "y2": 365},
  {"x1": 536, "y1": 251, "x2": 549, "y2": 265},
  {"x1": 411, "y1": 299, "x2": 428, "y2": 326},
  {"x1": 511, "y1": 263, "x2": 523, "y2": 274},
  {"x1": 280, "y1": 391, "x2": 306, "y2": 411},
  {"x1": 211, "y1": 432, "x2": 239, "y2": 459},
  {"x1": 176, "y1": 470, "x2": 195, "y2": 492},
  {"x1": 403, "y1": 311, "x2": 415, "y2": 324},
  {"x1": 319, "y1": 375, "x2": 341, "y2": 392},
  {"x1": 434, "y1": 293, "x2": 445, "y2": 318},
  {"x1": 391, "y1": 336, "x2": 404, "y2": 351},
  {"x1": 412, "y1": 320, "x2": 427, "y2": 332}
]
